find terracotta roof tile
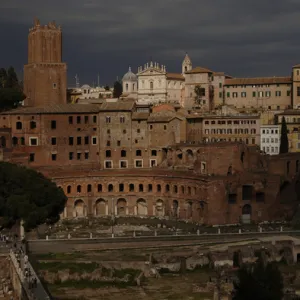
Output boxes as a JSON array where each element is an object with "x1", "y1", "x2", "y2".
[
  {"x1": 166, "y1": 73, "x2": 185, "y2": 80},
  {"x1": 132, "y1": 112, "x2": 149, "y2": 120},
  {"x1": 185, "y1": 66, "x2": 213, "y2": 74},
  {"x1": 99, "y1": 100, "x2": 135, "y2": 111},
  {"x1": 225, "y1": 76, "x2": 291, "y2": 85}
]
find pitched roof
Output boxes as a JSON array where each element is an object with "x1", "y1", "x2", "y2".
[
  {"x1": 293, "y1": 64, "x2": 300, "y2": 68},
  {"x1": 166, "y1": 73, "x2": 185, "y2": 81},
  {"x1": 132, "y1": 112, "x2": 150, "y2": 120},
  {"x1": 0, "y1": 103, "x2": 101, "y2": 115},
  {"x1": 185, "y1": 66, "x2": 213, "y2": 74},
  {"x1": 99, "y1": 100, "x2": 135, "y2": 111},
  {"x1": 147, "y1": 111, "x2": 184, "y2": 123},
  {"x1": 225, "y1": 76, "x2": 292, "y2": 86}
]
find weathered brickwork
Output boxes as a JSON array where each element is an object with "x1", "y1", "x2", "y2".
[{"x1": 23, "y1": 18, "x2": 67, "y2": 107}]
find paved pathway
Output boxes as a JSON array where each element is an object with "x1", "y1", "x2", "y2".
[{"x1": 10, "y1": 245, "x2": 50, "y2": 300}]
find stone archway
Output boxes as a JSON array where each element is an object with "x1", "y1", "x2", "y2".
[
  {"x1": 95, "y1": 199, "x2": 107, "y2": 216},
  {"x1": 155, "y1": 199, "x2": 164, "y2": 217},
  {"x1": 241, "y1": 204, "x2": 252, "y2": 224},
  {"x1": 0, "y1": 136, "x2": 6, "y2": 148},
  {"x1": 117, "y1": 198, "x2": 127, "y2": 215},
  {"x1": 74, "y1": 199, "x2": 86, "y2": 217},
  {"x1": 136, "y1": 198, "x2": 147, "y2": 215},
  {"x1": 186, "y1": 149, "x2": 194, "y2": 162}
]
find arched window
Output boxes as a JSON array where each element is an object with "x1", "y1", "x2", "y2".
[
  {"x1": 157, "y1": 184, "x2": 161, "y2": 192},
  {"x1": 77, "y1": 185, "x2": 81, "y2": 193},
  {"x1": 30, "y1": 121, "x2": 36, "y2": 129},
  {"x1": 174, "y1": 185, "x2": 178, "y2": 193},
  {"x1": 97, "y1": 184, "x2": 102, "y2": 192},
  {"x1": 108, "y1": 184, "x2": 113, "y2": 192},
  {"x1": 129, "y1": 184, "x2": 134, "y2": 192},
  {"x1": 188, "y1": 186, "x2": 191, "y2": 195},
  {"x1": 20, "y1": 137, "x2": 25, "y2": 145},
  {"x1": 150, "y1": 81, "x2": 153, "y2": 89},
  {"x1": 87, "y1": 184, "x2": 92, "y2": 193},
  {"x1": 165, "y1": 184, "x2": 170, "y2": 193},
  {"x1": 139, "y1": 184, "x2": 143, "y2": 192},
  {"x1": 126, "y1": 83, "x2": 128, "y2": 91},
  {"x1": 121, "y1": 150, "x2": 127, "y2": 157},
  {"x1": 181, "y1": 186, "x2": 185, "y2": 194},
  {"x1": 16, "y1": 122, "x2": 22, "y2": 130},
  {"x1": 67, "y1": 185, "x2": 71, "y2": 194}
]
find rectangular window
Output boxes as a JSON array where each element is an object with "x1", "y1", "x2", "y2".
[
  {"x1": 150, "y1": 159, "x2": 157, "y2": 167},
  {"x1": 287, "y1": 90, "x2": 291, "y2": 96},
  {"x1": 51, "y1": 120, "x2": 56, "y2": 129},
  {"x1": 93, "y1": 116, "x2": 97, "y2": 123},
  {"x1": 117, "y1": 140, "x2": 121, "y2": 146},
  {"x1": 84, "y1": 152, "x2": 89, "y2": 160},
  {"x1": 297, "y1": 87, "x2": 300, "y2": 97},
  {"x1": 92, "y1": 137, "x2": 97, "y2": 145},
  {"x1": 51, "y1": 153, "x2": 57, "y2": 161},
  {"x1": 51, "y1": 137, "x2": 57, "y2": 145},
  {"x1": 107, "y1": 140, "x2": 111, "y2": 146},
  {"x1": 275, "y1": 91, "x2": 281, "y2": 97},
  {"x1": 135, "y1": 159, "x2": 143, "y2": 168},
  {"x1": 219, "y1": 82, "x2": 222, "y2": 88},
  {"x1": 105, "y1": 160, "x2": 112, "y2": 169},
  {"x1": 77, "y1": 152, "x2": 81, "y2": 160},
  {"x1": 226, "y1": 92, "x2": 230, "y2": 98},
  {"x1": 241, "y1": 92, "x2": 246, "y2": 97},
  {"x1": 77, "y1": 116, "x2": 81, "y2": 124},
  {"x1": 219, "y1": 92, "x2": 222, "y2": 98},
  {"x1": 265, "y1": 91, "x2": 271, "y2": 97},
  {"x1": 69, "y1": 137, "x2": 74, "y2": 145},
  {"x1": 29, "y1": 153, "x2": 35, "y2": 162},
  {"x1": 69, "y1": 152, "x2": 73, "y2": 160},
  {"x1": 84, "y1": 136, "x2": 89, "y2": 145},
  {"x1": 29, "y1": 137, "x2": 38, "y2": 146},
  {"x1": 84, "y1": 116, "x2": 89, "y2": 124},
  {"x1": 120, "y1": 160, "x2": 128, "y2": 168},
  {"x1": 77, "y1": 137, "x2": 82, "y2": 145},
  {"x1": 68, "y1": 116, "x2": 73, "y2": 124},
  {"x1": 252, "y1": 91, "x2": 256, "y2": 97}
]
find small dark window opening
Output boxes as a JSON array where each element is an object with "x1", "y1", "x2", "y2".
[
  {"x1": 108, "y1": 184, "x2": 113, "y2": 192},
  {"x1": 228, "y1": 193, "x2": 237, "y2": 204},
  {"x1": 119, "y1": 183, "x2": 124, "y2": 192},
  {"x1": 157, "y1": 184, "x2": 161, "y2": 192},
  {"x1": 97, "y1": 184, "x2": 102, "y2": 192},
  {"x1": 129, "y1": 184, "x2": 134, "y2": 192},
  {"x1": 87, "y1": 184, "x2": 92, "y2": 192},
  {"x1": 139, "y1": 184, "x2": 144, "y2": 192},
  {"x1": 51, "y1": 120, "x2": 56, "y2": 129}
]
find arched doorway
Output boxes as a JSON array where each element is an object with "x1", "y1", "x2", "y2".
[
  {"x1": 186, "y1": 149, "x2": 193, "y2": 162},
  {"x1": 155, "y1": 199, "x2": 164, "y2": 216},
  {"x1": 74, "y1": 199, "x2": 86, "y2": 217},
  {"x1": 117, "y1": 198, "x2": 127, "y2": 215},
  {"x1": 136, "y1": 198, "x2": 147, "y2": 215},
  {"x1": 197, "y1": 201, "x2": 206, "y2": 223},
  {"x1": 95, "y1": 199, "x2": 106, "y2": 216},
  {"x1": 241, "y1": 204, "x2": 252, "y2": 224},
  {"x1": 172, "y1": 200, "x2": 179, "y2": 218}
]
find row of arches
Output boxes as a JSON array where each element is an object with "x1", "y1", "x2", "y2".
[
  {"x1": 65, "y1": 182, "x2": 200, "y2": 197},
  {"x1": 71, "y1": 198, "x2": 207, "y2": 220}
]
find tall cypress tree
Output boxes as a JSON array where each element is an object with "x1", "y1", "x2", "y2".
[{"x1": 280, "y1": 116, "x2": 289, "y2": 154}]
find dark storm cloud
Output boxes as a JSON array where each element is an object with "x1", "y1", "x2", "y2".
[{"x1": 0, "y1": 0, "x2": 300, "y2": 85}]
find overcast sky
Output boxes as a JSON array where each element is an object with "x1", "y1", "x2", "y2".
[{"x1": 0, "y1": 0, "x2": 300, "y2": 86}]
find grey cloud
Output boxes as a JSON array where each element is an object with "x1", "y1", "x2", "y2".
[{"x1": 0, "y1": 0, "x2": 300, "y2": 84}]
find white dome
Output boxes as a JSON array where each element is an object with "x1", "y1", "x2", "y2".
[
  {"x1": 122, "y1": 67, "x2": 137, "y2": 82},
  {"x1": 81, "y1": 84, "x2": 91, "y2": 89}
]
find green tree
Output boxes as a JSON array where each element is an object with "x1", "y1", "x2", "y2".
[
  {"x1": 5, "y1": 66, "x2": 19, "y2": 89},
  {"x1": 113, "y1": 81, "x2": 123, "y2": 98},
  {"x1": 0, "y1": 68, "x2": 7, "y2": 88},
  {"x1": 280, "y1": 116, "x2": 289, "y2": 154},
  {"x1": 0, "y1": 88, "x2": 25, "y2": 112},
  {"x1": 233, "y1": 253, "x2": 283, "y2": 300},
  {"x1": 0, "y1": 162, "x2": 67, "y2": 231}
]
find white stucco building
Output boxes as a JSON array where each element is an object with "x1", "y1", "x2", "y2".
[{"x1": 260, "y1": 125, "x2": 281, "y2": 155}]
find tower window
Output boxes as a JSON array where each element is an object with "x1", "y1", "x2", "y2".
[{"x1": 53, "y1": 83, "x2": 57, "y2": 89}]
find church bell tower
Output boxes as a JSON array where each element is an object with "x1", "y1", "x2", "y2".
[
  {"x1": 23, "y1": 18, "x2": 67, "y2": 107},
  {"x1": 182, "y1": 53, "x2": 192, "y2": 75}
]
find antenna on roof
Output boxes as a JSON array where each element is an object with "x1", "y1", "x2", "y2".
[
  {"x1": 75, "y1": 74, "x2": 80, "y2": 88},
  {"x1": 97, "y1": 74, "x2": 100, "y2": 87}
]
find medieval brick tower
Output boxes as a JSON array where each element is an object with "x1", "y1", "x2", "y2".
[{"x1": 23, "y1": 18, "x2": 67, "y2": 107}]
